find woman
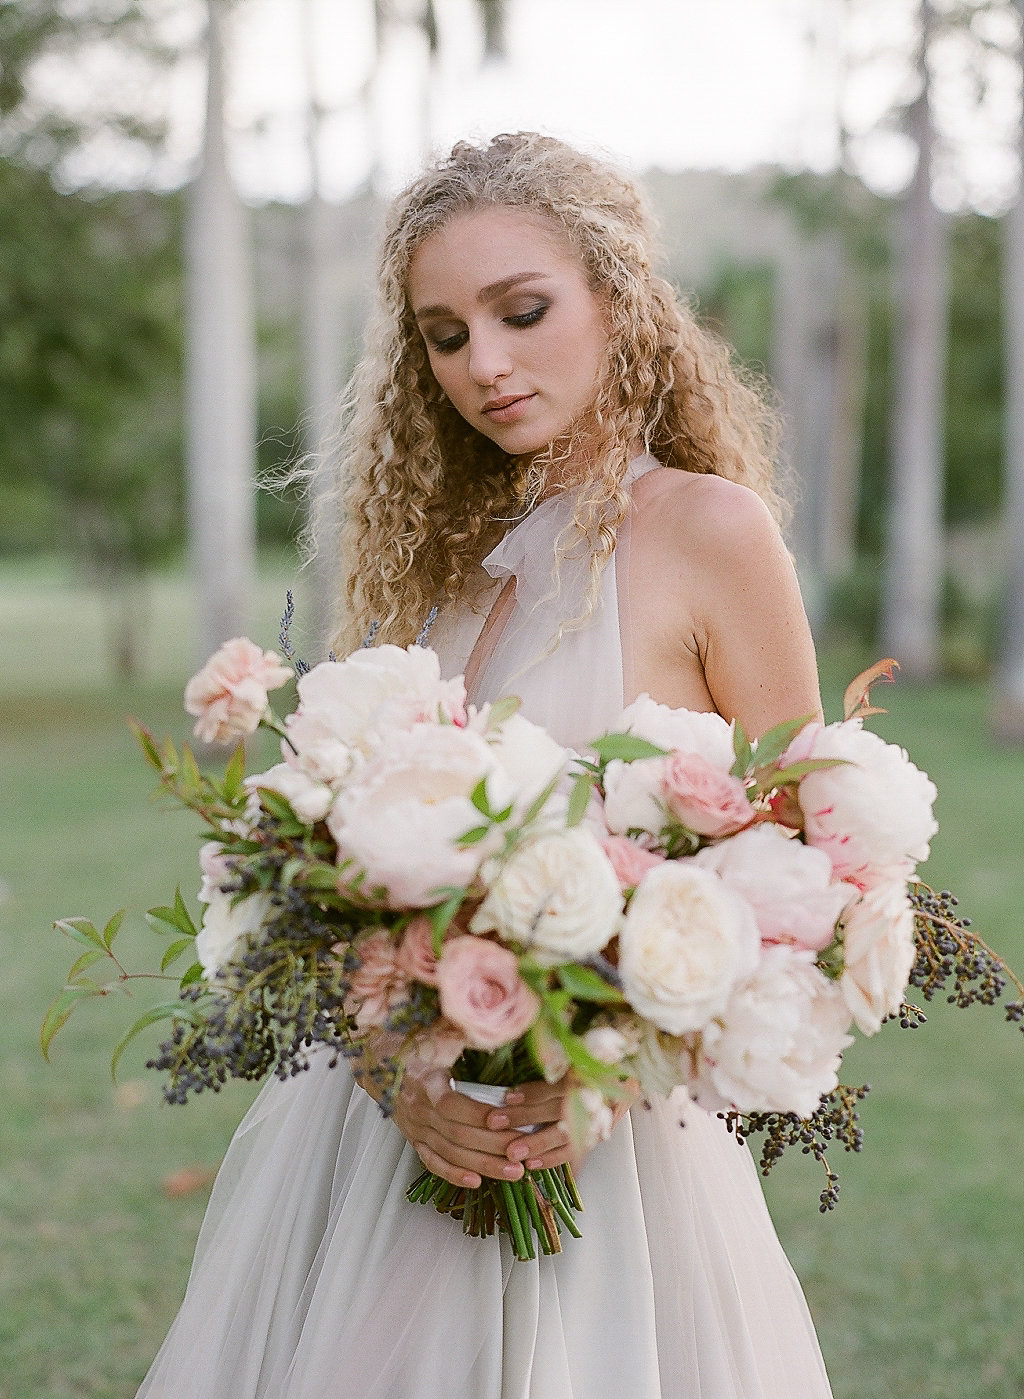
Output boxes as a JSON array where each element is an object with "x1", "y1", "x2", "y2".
[{"x1": 139, "y1": 133, "x2": 833, "y2": 1398}]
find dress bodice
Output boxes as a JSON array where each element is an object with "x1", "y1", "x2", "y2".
[{"x1": 430, "y1": 455, "x2": 661, "y2": 749}]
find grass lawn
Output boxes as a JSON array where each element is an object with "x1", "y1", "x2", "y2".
[{"x1": 1, "y1": 565, "x2": 1022, "y2": 1397}]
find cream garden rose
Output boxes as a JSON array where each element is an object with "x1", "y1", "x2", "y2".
[
  {"x1": 470, "y1": 827, "x2": 622, "y2": 964},
  {"x1": 618, "y1": 862, "x2": 760, "y2": 1034}
]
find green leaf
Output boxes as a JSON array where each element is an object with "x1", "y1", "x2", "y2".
[
  {"x1": 180, "y1": 743, "x2": 202, "y2": 793},
  {"x1": 110, "y1": 1001, "x2": 201, "y2": 1081},
  {"x1": 730, "y1": 721, "x2": 753, "y2": 778},
  {"x1": 131, "y1": 720, "x2": 163, "y2": 771},
  {"x1": 67, "y1": 947, "x2": 106, "y2": 982},
  {"x1": 469, "y1": 776, "x2": 493, "y2": 819},
  {"x1": 173, "y1": 888, "x2": 199, "y2": 938},
  {"x1": 54, "y1": 917, "x2": 105, "y2": 951},
  {"x1": 764, "y1": 757, "x2": 852, "y2": 788},
  {"x1": 485, "y1": 694, "x2": 521, "y2": 729},
  {"x1": 102, "y1": 909, "x2": 125, "y2": 950},
  {"x1": 159, "y1": 734, "x2": 178, "y2": 775},
  {"x1": 520, "y1": 774, "x2": 562, "y2": 828},
  {"x1": 41, "y1": 985, "x2": 100, "y2": 1061},
  {"x1": 427, "y1": 888, "x2": 467, "y2": 956},
  {"x1": 255, "y1": 788, "x2": 302, "y2": 825},
  {"x1": 590, "y1": 733, "x2": 668, "y2": 764},
  {"x1": 555, "y1": 963, "x2": 625, "y2": 1003},
  {"x1": 748, "y1": 714, "x2": 814, "y2": 771},
  {"x1": 566, "y1": 772, "x2": 595, "y2": 828},
  {"x1": 222, "y1": 741, "x2": 246, "y2": 803},
  {"x1": 160, "y1": 937, "x2": 194, "y2": 973},
  {"x1": 179, "y1": 961, "x2": 205, "y2": 989},
  {"x1": 455, "y1": 824, "x2": 492, "y2": 847}
]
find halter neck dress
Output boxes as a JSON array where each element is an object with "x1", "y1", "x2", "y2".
[{"x1": 136, "y1": 457, "x2": 834, "y2": 1399}]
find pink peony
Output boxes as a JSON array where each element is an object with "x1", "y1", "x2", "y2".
[
  {"x1": 345, "y1": 931, "x2": 410, "y2": 1031},
  {"x1": 662, "y1": 751, "x2": 753, "y2": 837},
  {"x1": 695, "y1": 824, "x2": 856, "y2": 952},
  {"x1": 397, "y1": 915, "x2": 441, "y2": 986},
  {"x1": 600, "y1": 836, "x2": 666, "y2": 891},
  {"x1": 436, "y1": 936, "x2": 540, "y2": 1051},
  {"x1": 184, "y1": 638, "x2": 292, "y2": 745},
  {"x1": 783, "y1": 719, "x2": 937, "y2": 889}
]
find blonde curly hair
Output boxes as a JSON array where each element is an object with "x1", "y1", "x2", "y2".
[{"x1": 329, "y1": 132, "x2": 785, "y2": 651}]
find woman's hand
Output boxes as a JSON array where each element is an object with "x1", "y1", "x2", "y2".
[
  {"x1": 392, "y1": 1073, "x2": 528, "y2": 1189},
  {"x1": 486, "y1": 1078, "x2": 641, "y2": 1174}
]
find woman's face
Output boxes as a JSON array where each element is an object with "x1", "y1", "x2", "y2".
[{"x1": 407, "y1": 206, "x2": 609, "y2": 456}]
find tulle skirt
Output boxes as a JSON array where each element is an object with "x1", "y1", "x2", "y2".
[{"x1": 137, "y1": 1054, "x2": 833, "y2": 1399}]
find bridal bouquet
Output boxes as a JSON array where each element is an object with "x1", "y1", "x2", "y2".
[{"x1": 45, "y1": 632, "x2": 1024, "y2": 1259}]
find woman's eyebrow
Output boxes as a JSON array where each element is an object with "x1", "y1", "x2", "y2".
[{"x1": 414, "y1": 271, "x2": 551, "y2": 321}]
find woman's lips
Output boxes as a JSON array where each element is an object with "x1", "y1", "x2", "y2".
[{"x1": 482, "y1": 393, "x2": 536, "y2": 424}]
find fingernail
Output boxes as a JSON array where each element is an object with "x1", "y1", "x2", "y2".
[
  {"x1": 504, "y1": 1092, "x2": 524, "y2": 1105},
  {"x1": 463, "y1": 1173, "x2": 480, "y2": 1188},
  {"x1": 503, "y1": 1162, "x2": 523, "y2": 1179},
  {"x1": 526, "y1": 1158, "x2": 543, "y2": 1171},
  {"x1": 508, "y1": 1142, "x2": 530, "y2": 1161},
  {"x1": 489, "y1": 1113, "x2": 509, "y2": 1128}
]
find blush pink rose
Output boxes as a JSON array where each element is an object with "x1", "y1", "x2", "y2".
[
  {"x1": 662, "y1": 751, "x2": 754, "y2": 837},
  {"x1": 345, "y1": 931, "x2": 410, "y2": 1031},
  {"x1": 184, "y1": 638, "x2": 292, "y2": 745},
  {"x1": 436, "y1": 936, "x2": 540, "y2": 1051},
  {"x1": 397, "y1": 915, "x2": 441, "y2": 986},
  {"x1": 600, "y1": 836, "x2": 666, "y2": 891}
]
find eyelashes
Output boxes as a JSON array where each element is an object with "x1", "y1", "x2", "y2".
[{"x1": 429, "y1": 303, "x2": 549, "y2": 355}]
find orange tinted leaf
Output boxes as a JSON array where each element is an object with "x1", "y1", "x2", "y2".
[{"x1": 843, "y1": 659, "x2": 900, "y2": 721}]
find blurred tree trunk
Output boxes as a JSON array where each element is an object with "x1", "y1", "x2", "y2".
[
  {"x1": 881, "y1": 0, "x2": 947, "y2": 679},
  {"x1": 994, "y1": 0, "x2": 1024, "y2": 738},
  {"x1": 185, "y1": 0, "x2": 256, "y2": 665}
]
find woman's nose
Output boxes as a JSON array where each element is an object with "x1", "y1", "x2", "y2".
[{"x1": 467, "y1": 329, "x2": 513, "y2": 388}]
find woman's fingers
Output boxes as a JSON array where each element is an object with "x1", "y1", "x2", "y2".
[
  {"x1": 394, "y1": 1081, "x2": 527, "y2": 1184},
  {"x1": 485, "y1": 1081, "x2": 566, "y2": 1131},
  {"x1": 505, "y1": 1120, "x2": 571, "y2": 1169}
]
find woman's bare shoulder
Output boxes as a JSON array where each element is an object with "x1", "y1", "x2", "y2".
[{"x1": 631, "y1": 468, "x2": 782, "y2": 565}]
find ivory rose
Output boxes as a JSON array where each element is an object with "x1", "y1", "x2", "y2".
[
  {"x1": 839, "y1": 881, "x2": 917, "y2": 1034},
  {"x1": 196, "y1": 890, "x2": 274, "y2": 977},
  {"x1": 662, "y1": 751, "x2": 754, "y2": 836},
  {"x1": 345, "y1": 930, "x2": 410, "y2": 1030},
  {"x1": 184, "y1": 638, "x2": 292, "y2": 745},
  {"x1": 436, "y1": 936, "x2": 540, "y2": 1050},
  {"x1": 286, "y1": 645, "x2": 467, "y2": 760},
  {"x1": 783, "y1": 719, "x2": 938, "y2": 888},
  {"x1": 328, "y1": 724, "x2": 507, "y2": 908},
  {"x1": 470, "y1": 827, "x2": 622, "y2": 964},
  {"x1": 695, "y1": 824, "x2": 856, "y2": 951},
  {"x1": 244, "y1": 762, "x2": 334, "y2": 825},
  {"x1": 616, "y1": 694, "x2": 736, "y2": 773},
  {"x1": 618, "y1": 862, "x2": 760, "y2": 1035},
  {"x1": 692, "y1": 946, "x2": 854, "y2": 1118}
]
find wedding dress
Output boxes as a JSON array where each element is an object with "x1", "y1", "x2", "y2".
[{"x1": 137, "y1": 457, "x2": 834, "y2": 1399}]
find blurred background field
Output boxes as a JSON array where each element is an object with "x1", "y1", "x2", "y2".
[
  {"x1": 1, "y1": 561, "x2": 1022, "y2": 1398},
  {"x1": 4, "y1": 0, "x2": 1024, "y2": 1394}
]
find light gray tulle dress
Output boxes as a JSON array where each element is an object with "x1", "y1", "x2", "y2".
[{"x1": 137, "y1": 458, "x2": 834, "y2": 1399}]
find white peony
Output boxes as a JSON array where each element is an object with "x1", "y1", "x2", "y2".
[
  {"x1": 614, "y1": 694, "x2": 736, "y2": 773},
  {"x1": 695, "y1": 824, "x2": 856, "y2": 951},
  {"x1": 286, "y1": 645, "x2": 467, "y2": 761},
  {"x1": 482, "y1": 711, "x2": 572, "y2": 819},
  {"x1": 470, "y1": 827, "x2": 622, "y2": 964},
  {"x1": 786, "y1": 719, "x2": 937, "y2": 888},
  {"x1": 245, "y1": 762, "x2": 334, "y2": 824},
  {"x1": 693, "y1": 946, "x2": 854, "y2": 1119},
  {"x1": 327, "y1": 724, "x2": 506, "y2": 908},
  {"x1": 197, "y1": 841, "x2": 232, "y2": 904},
  {"x1": 840, "y1": 881, "x2": 916, "y2": 1035},
  {"x1": 602, "y1": 757, "x2": 668, "y2": 840},
  {"x1": 196, "y1": 890, "x2": 274, "y2": 977},
  {"x1": 618, "y1": 862, "x2": 760, "y2": 1035}
]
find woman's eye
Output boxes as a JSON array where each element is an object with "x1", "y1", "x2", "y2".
[
  {"x1": 430, "y1": 330, "x2": 468, "y2": 355},
  {"x1": 505, "y1": 305, "x2": 547, "y2": 329}
]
